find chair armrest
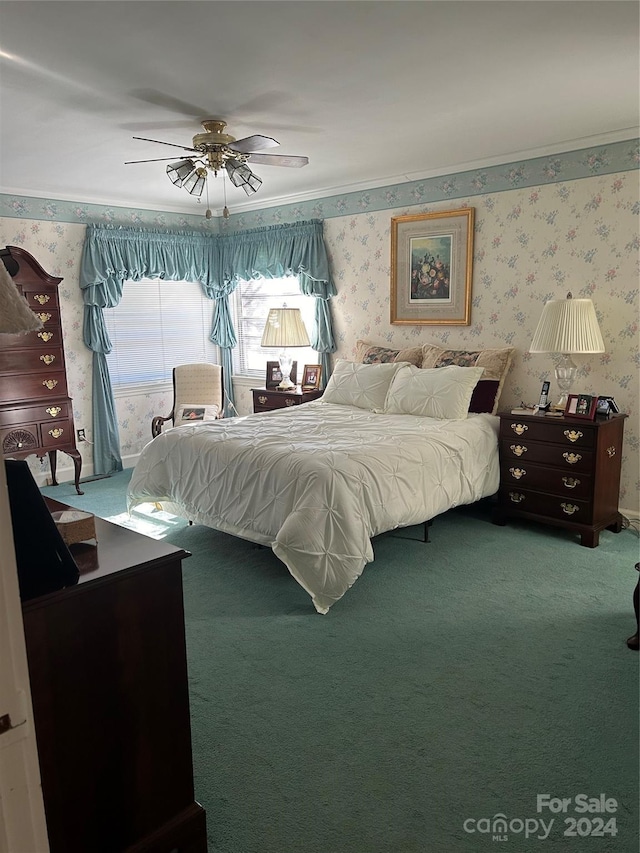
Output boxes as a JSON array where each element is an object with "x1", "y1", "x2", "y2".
[{"x1": 151, "y1": 414, "x2": 173, "y2": 438}]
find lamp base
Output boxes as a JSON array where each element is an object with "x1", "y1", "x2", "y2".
[
  {"x1": 277, "y1": 351, "x2": 296, "y2": 390},
  {"x1": 277, "y1": 377, "x2": 296, "y2": 390},
  {"x1": 554, "y1": 354, "x2": 578, "y2": 411}
]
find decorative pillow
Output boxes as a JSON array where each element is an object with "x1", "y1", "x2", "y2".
[
  {"x1": 355, "y1": 339, "x2": 423, "y2": 368},
  {"x1": 174, "y1": 403, "x2": 220, "y2": 427},
  {"x1": 468, "y1": 380, "x2": 501, "y2": 414},
  {"x1": 384, "y1": 364, "x2": 485, "y2": 420},
  {"x1": 322, "y1": 359, "x2": 405, "y2": 411},
  {"x1": 421, "y1": 344, "x2": 514, "y2": 414}
]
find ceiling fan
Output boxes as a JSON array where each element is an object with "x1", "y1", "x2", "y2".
[{"x1": 125, "y1": 118, "x2": 309, "y2": 213}]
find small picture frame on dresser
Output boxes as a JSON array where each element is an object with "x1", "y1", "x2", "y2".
[
  {"x1": 301, "y1": 364, "x2": 322, "y2": 390},
  {"x1": 565, "y1": 393, "x2": 597, "y2": 420}
]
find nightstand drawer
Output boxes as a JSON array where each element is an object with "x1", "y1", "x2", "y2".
[
  {"x1": 499, "y1": 487, "x2": 592, "y2": 524},
  {"x1": 500, "y1": 418, "x2": 595, "y2": 448},
  {"x1": 500, "y1": 439, "x2": 593, "y2": 473},
  {"x1": 500, "y1": 461, "x2": 592, "y2": 499},
  {"x1": 252, "y1": 388, "x2": 323, "y2": 413}
]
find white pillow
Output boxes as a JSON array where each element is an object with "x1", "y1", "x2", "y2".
[
  {"x1": 322, "y1": 360, "x2": 406, "y2": 411},
  {"x1": 174, "y1": 403, "x2": 220, "y2": 427},
  {"x1": 384, "y1": 364, "x2": 484, "y2": 419}
]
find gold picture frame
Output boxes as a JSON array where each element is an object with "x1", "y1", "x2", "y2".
[
  {"x1": 301, "y1": 364, "x2": 322, "y2": 390},
  {"x1": 390, "y1": 207, "x2": 475, "y2": 325}
]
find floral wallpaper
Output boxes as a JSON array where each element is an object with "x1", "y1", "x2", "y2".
[
  {"x1": 0, "y1": 146, "x2": 638, "y2": 515},
  {"x1": 321, "y1": 172, "x2": 639, "y2": 512}
]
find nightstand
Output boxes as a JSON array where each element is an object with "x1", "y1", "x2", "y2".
[
  {"x1": 492, "y1": 411, "x2": 627, "y2": 547},
  {"x1": 252, "y1": 387, "x2": 323, "y2": 413}
]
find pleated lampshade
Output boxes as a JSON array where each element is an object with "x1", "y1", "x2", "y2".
[
  {"x1": 529, "y1": 294, "x2": 605, "y2": 354},
  {"x1": 261, "y1": 308, "x2": 310, "y2": 348}
]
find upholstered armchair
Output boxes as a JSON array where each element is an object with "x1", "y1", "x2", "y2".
[{"x1": 151, "y1": 363, "x2": 224, "y2": 438}]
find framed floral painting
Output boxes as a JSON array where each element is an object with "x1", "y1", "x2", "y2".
[{"x1": 390, "y1": 207, "x2": 475, "y2": 325}]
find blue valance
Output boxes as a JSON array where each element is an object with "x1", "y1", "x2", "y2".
[{"x1": 79, "y1": 220, "x2": 335, "y2": 474}]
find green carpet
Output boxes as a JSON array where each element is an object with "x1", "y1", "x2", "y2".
[{"x1": 42, "y1": 471, "x2": 640, "y2": 852}]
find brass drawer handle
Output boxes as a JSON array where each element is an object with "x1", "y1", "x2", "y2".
[
  {"x1": 33, "y1": 294, "x2": 50, "y2": 305},
  {"x1": 258, "y1": 396, "x2": 268, "y2": 405},
  {"x1": 606, "y1": 446, "x2": 616, "y2": 458},
  {"x1": 36, "y1": 312, "x2": 51, "y2": 322},
  {"x1": 42, "y1": 379, "x2": 58, "y2": 390},
  {"x1": 285, "y1": 399, "x2": 295, "y2": 406},
  {"x1": 509, "y1": 444, "x2": 528, "y2": 457},
  {"x1": 564, "y1": 429, "x2": 583, "y2": 443},
  {"x1": 563, "y1": 452, "x2": 582, "y2": 465},
  {"x1": 48, "y1": 428, "x2": 64, "y2": 439},
  {"x1": 37, "y1": 331, "x2": 54, "y2": 342},
  {"x1": 562, "y1": 477, "x2": 581, "y2": 489},
  {"x1": 561, "y1": 503, "x2": 579, "y2": 516},
  {"x1": 509, "y1": 467, "x2": 526, "y2": 479},
  {"x1": 40, "y1": 354, "x2": 56, "y2": 365},
  {"x1": 510, "y1": 423, "x2": 528, "y2": 436},
  {"x1": 509, "y1": 492, "x2": 525, "y2": 503},
  {"x1": 46, "y1": 406, "x2": 62, "y2": 417}
]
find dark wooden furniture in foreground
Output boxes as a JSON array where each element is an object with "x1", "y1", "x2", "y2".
[
  {"x1": 252, "y1": 386, "x2": 323, "y2": 413},
  {"x1": 23, "y1": 497, "x2": 207, "y2": 853},
  {"x1": 0, "y1": 246, "x2": 83, "y2": 494},
  {"x1": 493, "y1": 411, "x2": 627, "y2": 547}
]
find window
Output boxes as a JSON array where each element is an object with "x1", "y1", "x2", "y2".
[
  {"x1": 231, "y1": 277, "x2": 317, "y2": 377},
  {"x1": 104, "y1": 279, "x2": 219, "y2": 390}
]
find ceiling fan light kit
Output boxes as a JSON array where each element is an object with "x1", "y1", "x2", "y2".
[
  {"x1": 166, "y1": 159, "x2": 197, "y2": 186},
  {"x1": 128, "y1": 118, "x2": 308, "y2": 214}
]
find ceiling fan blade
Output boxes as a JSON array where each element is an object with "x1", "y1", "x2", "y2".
[
  {"x1": 120, "y1": 120, "x2": 198, "y2": 132},
  {"x1": 229, "y1": 134, "x2": 280, "y2": 154},
  {"x1": 125, "y1": 157, "x2": 194, "y2": 164},
  {"x1": 128, "y1": 89, "x2": 208, "y2": 118},
  {"x1": 133, "y1": 136, "x2": 199, "y2": 152},
  {"x1": 247, "y1": 153, "x2": 309, "y2": 168}
]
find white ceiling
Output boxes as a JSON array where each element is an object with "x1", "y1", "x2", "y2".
[{"x1": 1, "y1": 1, "x2": 638, "y2": 218}]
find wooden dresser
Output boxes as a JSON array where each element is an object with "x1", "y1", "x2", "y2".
[
  {"x1": 493, "y1": 411, "x2": 627, "y2": 547},
  {"x1": 24, "y1": 496, "x2": 208, "y2": 853},
  {"x1": 0, "y1": 245, "x2": 82, "y2": 494}
]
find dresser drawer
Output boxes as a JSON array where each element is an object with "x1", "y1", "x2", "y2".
[
  {"x1": 0, "y1": 328, "x2": 62, "y2": 353},
  {"x1": 0, "y1": 371, "x2": 68, "y2": 404},
  {"x1": 499, "y1": 487, "x2": 592, "y2": 525},
  {"x1": 40, "y1": 418, "x2": 72, "y2": 448},
  {"x1": 0, "y1": 313, "x2": 62, "y2": 350},
  {"x1": 500, "y1": 418, "x2": 595, "y2": 448},
  {"x1": 0, "y1": 346, "x2": 64, "y2": 374},
  {"x1": 500, "y1": 438, "x2": 593, "y2": 473},
  {"x1": 500, "y1": 461, "x2": 592, "y2": 499},
  {"x1": 1, "y1": 424, "x2": 40, "y2": 455},
  {"x1": 0, "y1": 400, "x2": 70, "y2": 428},
  {"x1": 18, "y1": 285, "x2": 60, "y2": 311}
]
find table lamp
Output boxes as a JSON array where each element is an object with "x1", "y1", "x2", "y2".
[
  {"x1": 261, "y1": 307, "x2": 310, "y2": 390},
  {"x1": 529, "y1": 292, "x2": 605, "y2": 410}
]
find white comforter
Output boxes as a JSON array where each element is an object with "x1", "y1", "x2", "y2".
[{"x1": 127, "y1": 402, "x2": 499, "y2": 613}]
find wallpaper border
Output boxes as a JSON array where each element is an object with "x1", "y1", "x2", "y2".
[{"x1": 1, "y1": 138, "x2": 637, "y2": 232}]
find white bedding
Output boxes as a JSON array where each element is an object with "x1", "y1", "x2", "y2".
[{"x1": 127, "y1": 402, "x2": 500, "y2": 613}]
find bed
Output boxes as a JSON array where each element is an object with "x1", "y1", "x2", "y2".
[{"x1": 127, "y1": 359, "x2": 501, "y2": 613}]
